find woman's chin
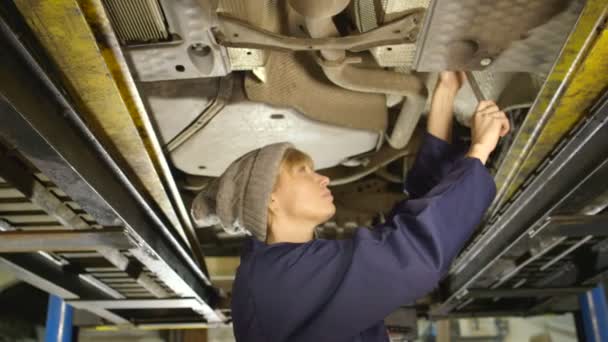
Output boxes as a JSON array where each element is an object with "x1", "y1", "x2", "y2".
[
  {"x1": 323, "y1": 204, "x2": 336, "y2": 220},
  {"x1": 312, "y1": 203, "x2": 336, "y2": 225}
]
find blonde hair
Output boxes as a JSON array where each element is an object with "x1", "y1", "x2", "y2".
[
  {"x1": 273, "y1": 148, "x2": 314, "y2": 190},
  {"x1": 267, "y1": 148, "x2": 313, "y2": 230}
]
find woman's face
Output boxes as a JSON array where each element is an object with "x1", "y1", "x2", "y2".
[{"x1": 270, "y1": 162, "x2": 336, "y2": 226}]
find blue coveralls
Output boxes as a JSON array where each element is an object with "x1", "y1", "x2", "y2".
[{"x1": 231, "y1": 132, "x2": 497, "y2": 341}]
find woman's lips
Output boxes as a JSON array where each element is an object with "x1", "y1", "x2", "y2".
[{"x1": 322, "y1": 190, "x2": 333, "y2": 200}]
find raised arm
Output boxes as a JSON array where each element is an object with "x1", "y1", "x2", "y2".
[
  {"x1": 426, "y1": 71, "x2": 466, "y2": 143},
  {"x1": 405, "y1": 72, "x2": 467, "y2": 198}
]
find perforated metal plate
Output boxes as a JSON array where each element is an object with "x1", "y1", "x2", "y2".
[
  {"x1": 103, "y1": 0, "x2": 169, "y2": 44},
  {"x1": 414, "y1": 0, "x2": 585, "y2": 73}
]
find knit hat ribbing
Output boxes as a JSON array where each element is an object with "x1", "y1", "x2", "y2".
[{"x1": 191, "y1": 142, "x2": 293, "y2": 242}]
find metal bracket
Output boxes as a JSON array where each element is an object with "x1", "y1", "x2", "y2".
[{"x1": 212, "y1": 10, "x2": 423, "y2": 52}]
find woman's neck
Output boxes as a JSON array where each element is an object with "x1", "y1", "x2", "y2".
[{"x1": 265, "y1": 217, "x2": 316, "y2": 244}]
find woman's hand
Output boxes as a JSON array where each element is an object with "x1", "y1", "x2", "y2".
[
  {"x1": 437, "y1": 71, "x2": 467, "y2": 93},
  {"x1": 466, "y1": 100, "x2": 511, "y2": 164}
]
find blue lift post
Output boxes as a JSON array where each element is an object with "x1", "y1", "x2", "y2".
[
  {"x1": 578, "y1": 284, "x2": 608, "y2": 342},
  {"x1": 44, "y1": 295, "x2": 74, "y2": 342}
]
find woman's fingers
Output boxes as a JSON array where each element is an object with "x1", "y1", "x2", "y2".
[
  {"x1": 499, "y1": 117, "x2": 511, "y2": 137},
  {"x1": 489, "y1": 112, "x2": 510, "y2": 137},
  {"x1": 477, "y1": 110, "x2": 511, "y2": 136},
  {"x1": 473, "y1": 101, "x2": 511, "y2": 137},
  {"x1": 477, "y1": 100, "x2": 498, "y2": 113},
  {"x1": 479, "y1": 105, "x2": 500, "y2": 115}
]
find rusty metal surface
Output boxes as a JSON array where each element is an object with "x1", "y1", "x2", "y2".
[{"x1": 414, "y1": 0, "x2": 585, "y2": 72}]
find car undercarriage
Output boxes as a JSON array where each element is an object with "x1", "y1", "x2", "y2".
[{"x1": 0, "y1": 0, "x2": 607, "y2": 337}]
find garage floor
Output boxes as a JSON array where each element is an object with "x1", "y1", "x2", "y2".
[{"x1": 70, "y1": 315, "x2": 578, "y2": 342}]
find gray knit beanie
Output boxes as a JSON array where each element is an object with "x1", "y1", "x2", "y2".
[{"x1": 190, "y1": 142, "x2": 294, "y2": 242}]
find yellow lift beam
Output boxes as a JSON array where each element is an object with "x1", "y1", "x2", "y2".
[
  {"x1": 13, "y1": 0, "x2": 207, "y2": 270},
  {"x1": 490, "y1": 0, "x2": 608, "y2": 215}
]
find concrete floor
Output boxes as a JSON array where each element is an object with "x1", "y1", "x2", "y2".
[
  {"x1": 74, "y1": 314, "x2": 577, "y2": 342},
  {"x1": 412, "y1": 314, "x2": 577, "y2": 342}
]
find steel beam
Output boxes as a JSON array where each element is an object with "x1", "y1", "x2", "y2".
[
  {"x1": 431, "y1": 310, "x2": 528, "y2": 320},
  {"x1": 0, "y1": 150, "x2": 170, "y2": 297},
  {"x1": 537, "y1": 215, "x2": 608, "y2": 238},
  {"x1": 0, "y1": 148, "x2": 89, "y2": 231},
  {"x1": 0, "y1": 253, "x2": 111, "y2": 300},
  {"x1": 66, "y1": 298, "x2": 202, "y2": 310},
  {"x1": 0, "y1": 253, "x2": 130, "y2": 325},
  {"x1": 0, "y1": 228, "x2": 130, "y2": 252},
  {"x1": 467, "y1": 287, "x2": 593, "y2": 299},
  {"x1": 0, "y1": 9, "x2": 219, "y2": 321},
  {"x1": 135, "y1": 322, "x2": 217, "y2": 329}
]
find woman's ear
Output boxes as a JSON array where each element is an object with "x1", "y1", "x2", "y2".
[
  {"x1": 267, "y1": 194, "x2": 279, "y2": 231},
  {"x1": 268, "y1": 193, "x2": 279, "y2": 214}
]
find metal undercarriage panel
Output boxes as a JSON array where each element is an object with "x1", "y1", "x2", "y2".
[
  {"x1": 140, "y1": 76, "x2": 382, "y2": 177},
  {"x1": 414, "y1": 0, "x2": 585, "y2": 73},
  {"x1": 170, "y1": 101, "x2": 380, "y2": 177}
]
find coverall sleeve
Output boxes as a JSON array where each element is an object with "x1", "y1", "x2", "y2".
[{"x1": 405, "y1": 131, "x2": 468, "y2": 199}]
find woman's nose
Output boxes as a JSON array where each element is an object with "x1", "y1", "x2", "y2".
[{"x1": 318, "y1": 174, "x2": 330, "y2": 187}]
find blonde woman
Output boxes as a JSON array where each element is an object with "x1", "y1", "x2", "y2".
[{"x1": 192, "y1": 71, "x2": 510, "y2": 342}]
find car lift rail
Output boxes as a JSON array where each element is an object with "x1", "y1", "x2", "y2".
[
  {"x1": 0, "y1": 6, "x2": 221, "y2": 326},
  {"x1": 433, "y1": 89, "x2": 608, "y2": 317},
  {"x1": 431, "y1": 0, "x2": 608, "y2": 318}
]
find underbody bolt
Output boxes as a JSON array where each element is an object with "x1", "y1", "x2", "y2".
[
  {"x1": 190, "y1": 43, "x2": 211, "y2": 56},
  {"x1": 480, "y1": 57, "x2": 493, "y2": 67}
]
